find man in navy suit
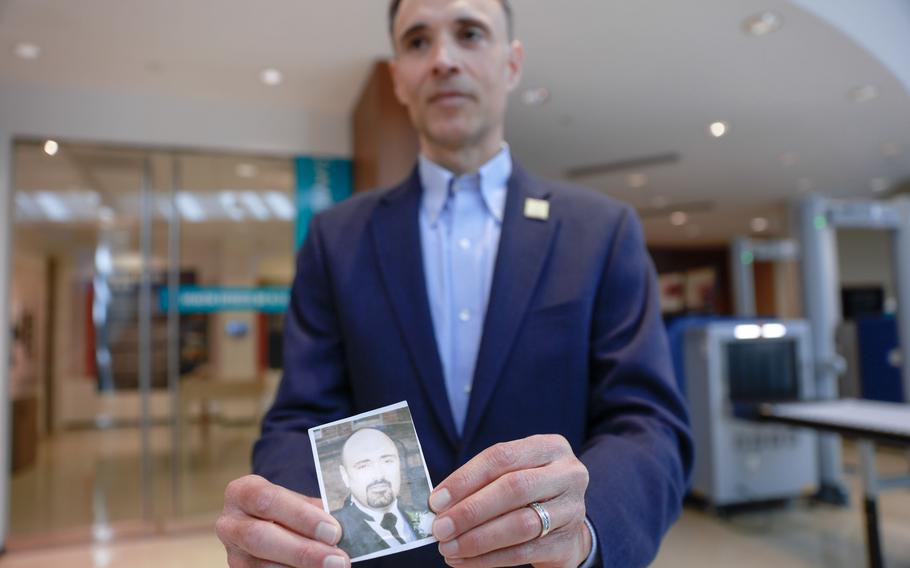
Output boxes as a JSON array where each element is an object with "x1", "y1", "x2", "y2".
[{"x1": 215, "y1": 0, "x2": 692, "y2": 567}]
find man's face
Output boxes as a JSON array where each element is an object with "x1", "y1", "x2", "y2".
[
  {"x1": 339, "y1": 429, "x2": 402, "y2": 511},
  {"x1": 389, "y1": 0, "x2": 523, "y2": 151}
]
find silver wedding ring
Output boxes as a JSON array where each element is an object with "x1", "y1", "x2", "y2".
[{"x1": 528, "y1": 501, "x2": 552, "y2": 539}]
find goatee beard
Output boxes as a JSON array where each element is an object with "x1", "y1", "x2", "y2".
[{"x1": 366, "y1": 481, "x2": 393, "y2": 508}]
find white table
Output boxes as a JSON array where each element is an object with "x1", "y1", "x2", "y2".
[{"x1": 758, "y1": 399, "x2": 910, "y2": 568}]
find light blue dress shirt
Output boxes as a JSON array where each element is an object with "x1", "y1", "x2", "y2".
[
  {"x1": 418, "y1": 147, "x2": 598, "y2": 568},
  {"x1": 419, "y1": 147, "x2": 510, "y2": 436}
]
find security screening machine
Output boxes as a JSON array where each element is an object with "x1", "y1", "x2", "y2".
[
  {"x1": 730, "y1": 196, "x2": 910, "y2": 504},
  {"x1": 684, "y1": 320, "x2": 818, "y2": 508},
  {"x1": 798, "y1": 195, "x2": 910, "y2": 504}
]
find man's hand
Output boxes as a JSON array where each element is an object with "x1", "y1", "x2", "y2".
[
  {"x1": 429, "y1": 435, "x2": 592, "y2": 568},
  {"x1": 215, "y1": 475, "x2": 351, "y2": 568}
]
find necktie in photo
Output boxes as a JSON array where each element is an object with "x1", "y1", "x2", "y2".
[{"x1": 380, "y1": 513, "x2": 406, "y2": 544}]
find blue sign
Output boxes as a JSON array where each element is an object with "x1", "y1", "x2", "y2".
[
  {"x1": 295, "y1": 157, "x2": 352, "y2": 249},
  {"x1": 159, "y1": 286, "x2": 290, "y2": 313}
]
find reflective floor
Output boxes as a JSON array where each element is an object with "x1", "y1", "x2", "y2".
[
  {"x1": 2, "y1": 435, "x2": 908, "y2": 567},
  {"x1": 0, "y1": 531, "x2": 224, "y2": 568},
  {"x1": 9, "y1": 421, "x2": 259, "y2": 542},
  {"x1": 652, "y1": 445, "x2": 910, "y2": 568}
]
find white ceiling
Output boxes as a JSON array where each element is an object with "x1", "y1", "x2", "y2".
[{"x1": 2, "y1": 0, "x2": 909, "y2": 245}]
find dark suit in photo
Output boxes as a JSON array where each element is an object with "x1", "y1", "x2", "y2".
[{"x1": 331, "y1": 497, "x2": 431, "y2": 559}]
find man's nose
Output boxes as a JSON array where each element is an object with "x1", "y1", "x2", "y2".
[{"x1": 430, "y1": 37, "x2": 461, "y2": 77}]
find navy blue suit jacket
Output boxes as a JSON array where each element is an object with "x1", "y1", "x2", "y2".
[{"x1": 253, "y1": 163, "x2": 693, "y2": 567}]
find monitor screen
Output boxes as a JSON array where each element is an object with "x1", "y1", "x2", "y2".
[
  {"x1": 841, "y1": 286, "x2": 884, "y2": 320},
  {"x1": 726, "y1": 339, "x2": 800, "y2": 402}
]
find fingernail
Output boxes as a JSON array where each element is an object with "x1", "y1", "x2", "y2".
[
  {"x1": 429, "y1": 488, "x2": 451, "y2": 512},
  {"x1": 316, "y1": 521, "x2": 340, "y2": 545},
  {"x1": 439, "y1": 539, "x2": 459, "y2": 556},
  {"x1": 323, "y1": 555, "x2": 347, "y2": 568},
  {"x1": 433, "y1": 516, "x2": 455, "y2": 540}
]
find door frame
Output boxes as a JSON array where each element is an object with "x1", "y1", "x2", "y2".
[{"x1": 1, "y1": 131, "x2": 14, "y2": 552}]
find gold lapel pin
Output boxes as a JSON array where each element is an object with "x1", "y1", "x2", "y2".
[{"x1": 524, "y1": 198, "x2": 550, "y2": 221}]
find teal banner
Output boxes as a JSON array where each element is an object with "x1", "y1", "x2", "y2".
[
  {"x1": 295, "y1": 157, "x2": 353, "y2": 249},
  {"x1": 159, "y1": 286, "x2": 290, "y2": 313}
]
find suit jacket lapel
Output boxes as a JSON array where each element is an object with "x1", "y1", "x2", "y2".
[
  {"x1": 462, "y1": 163, "x2": 559, "y2": 445},
  {"x1": 370, "y1": 170, "x2": 459, "y2": 448},
  {"x1": 341, "y1": 499, "x2": 390, "y2": 553}
]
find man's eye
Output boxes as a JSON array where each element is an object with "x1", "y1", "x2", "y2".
[
  {"x1": 406, "y1": 36, "x2": 429, "y2": 51},
  {"x1": 460, "y1": 27, "x2": 484, "y2": 43}
]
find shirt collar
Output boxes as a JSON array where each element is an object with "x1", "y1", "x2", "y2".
[{"x1": 419, "y1": 144, "x2": 512, "y2": 226}]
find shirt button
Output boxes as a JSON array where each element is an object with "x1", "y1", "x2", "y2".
[
  {"x1": 459, "y1": 238, "x2": 471, "y2": 250},
  {"x1": 459, "y1": 309, "x2": 471, "y2": 322},
  {"x1": 464, "y1": 384, "x2": 473, "y2": 394}
]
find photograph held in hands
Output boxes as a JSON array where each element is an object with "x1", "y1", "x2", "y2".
[{"x1": 309, "y1": 401, "x2": 437, "y2": 563}]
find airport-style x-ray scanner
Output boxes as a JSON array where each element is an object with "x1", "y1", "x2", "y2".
[{"x1": 731, "y1": 195, "x2": 910, "y2": 504}]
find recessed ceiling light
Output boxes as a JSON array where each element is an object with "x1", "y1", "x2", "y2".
[
  {"x1": 626, "y1": 173, "x2": 648, "y2": 189},
  {"x1": 869, "y1": 177, "x2": 891, "y2": 194},
  {"x1": 670, "y1": 211, "x2": 688, "y2": 226},
  {"x1": 709, "y1": 122, "x2": 729, "y2": 138},
  {"x1": 13, "y1": 42, "x2": 41, "y2": 60},
  {"x1": 742, "y1": 12, "x2": 783, "y2": 37},
  {"x1": 881, "y1": 142, "x2": 902, "y2": 158},
  {"x1": 779, "y1": 152, "x2": 799, "y2": 167},
  {"x1": 521, "y1": 87, "x2": 550, "y2": 106},
  {"x1": 797, "y1": 177, "x2": 814, "y2": 193},
  {"x1": 848, "y1": 84, "x2": 879, "y2": 103},
  {"x1": 236, "y1": 163, "x2": 259, "y2": 179},
  {"x1": 43, "y1": 140, "x2": 59, "y2": 156},
  {"x1": 260, "y1": 68, "x2": 283, "y2": 86},
  {"x1": 750, "y1": 217, "x2": 769, "y2": 232}
]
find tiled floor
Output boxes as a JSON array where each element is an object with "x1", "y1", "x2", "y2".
[{"x1": 2, "y1": 426, "x2": 908, "y2": 567}]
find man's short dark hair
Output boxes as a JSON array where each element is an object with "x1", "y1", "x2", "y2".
[{"x1": 388, "y1": 0, "x2": 514, "y2": 42}]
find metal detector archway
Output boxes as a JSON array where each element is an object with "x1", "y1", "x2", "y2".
[{"x1": 729, "y1": 195, "x2": 910, "y2": 503}]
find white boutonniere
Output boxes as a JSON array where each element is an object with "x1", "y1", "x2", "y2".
[{"x1": 406, "y1": 510, "x2": 436, "y2": 539}]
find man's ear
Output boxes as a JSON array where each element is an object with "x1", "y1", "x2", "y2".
[
  {"x1": 388, "y1": 60, "x2": 410, "y2": 107},
  {"x1": 505, "y1": 39, "x2": 525, "y2": 93},
  {"x1": 339, "y1": 465, "x2": 351, "y2": 489}
]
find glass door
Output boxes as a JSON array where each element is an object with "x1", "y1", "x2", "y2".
[
  {"x1": 10, "y1": 141, "x2": 160, "y2": 541},
  {"x1": 7, "y1": 140, "x2": 297, "y2": 546},
  {"x1": 170, "y1": 152, "x2": 296, "y2": 518}
]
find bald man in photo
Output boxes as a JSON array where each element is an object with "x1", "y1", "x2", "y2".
[{"x1": 330, "y1": 429, "x2": 433, "y2": 559}]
